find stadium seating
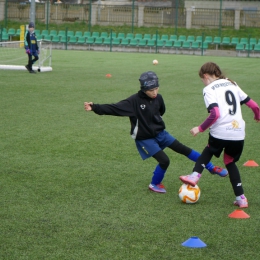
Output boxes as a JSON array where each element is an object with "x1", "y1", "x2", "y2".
[
  {"x1": 1, "y1": 31, "x2": 9, "y2": 41},
  {"x1": 125, "y1": 33, "x2": 134, "y2": 40},
  {"x1": 100, "y1": 32, "x2": 108, "y2": 40},
  {"x1": 160, "y1": 35, "x2": 169, "y2": 42},
  {"x1": 230, "y1": 37, "x2": 239, "y2": 45},
  {"x1": 117, "y1": 33, "x2": 125, "y2": 41},
  {"x1": 178, "y1": 35, "x2": 186, "y2": 43},
  {"x1": 173, "y1": 40, "x2": 182, "y2": 53},
  {"x1": 112, "y1": 38, "x2": 120, "y2": 46},
  {"x1": 43, "y1": 35, "x2": 52, "y2": 41},
  {"x1": 182, "y1": 41, "x2": 191, "y2": 49},
  {"x1": 57, "y1": 30, "x2": 65, "y2": 38},
  {"x1": 236, "y1": 43, "x2": 244, "y2": 55},
  {"x1": 134, "y1": 33, "x2": 142, "y2": 42},
  {"x1": 73, "y1": 31, "x2": 82, "y2": 39},
  {"x1": 94, "y1": 37, "x2": 103, "y2": 46},
  {"x1": 138, "y1": 39, "x2": 147, "y2": 48},
  {"x1": 204, "y1": 36, "x2": 213, "y2": 44},
  {"x1": 143, "y1": 34, "x2": 151, "y2": 40},
  {"x1": 186, "y1": 35, "x2": 195, "y2": 43},
  {"x1": 164, "y1": 40, "x2": 173, "y2": 49},
  {"x1": 7, "y1": 28, "x2": 16, "y2": 38},
  {"x1": 169, "y1": 35, "x2": 177, "y2": 42},
  {"x1": 77, "y1": 36, "x2": 86, "y2": 45},
  {"x1": 221, "y1": 37, "x2": 231, "y2": 45},
  {"x1": 68, "y1": 36, "x2": 77, "y2": 44},
  {"x1": 83, "y1": 31, "x2": 91, "y2": 39},
  {"x1": 254, "y1": 44, "x2": 260, "y2": 52},
  {"x1": 91, "y1": 32, "x2": 99, "y2": 39},
  {"x1": 244, "y1": 43, "x2": 253, "y2": 52},
  {"x1": 49, "y1": 30, "x2": 57, "y2": 39},
  {"x1": 15, "y1": 28, "x2": 21, "y2": 37},
  {"x1": 195, "y1": 36, "x2": 202, "y2": 44},
  {"x1": 129, "y1": 39, "x2": 138, "y2": 47},
  {"x1": 52, "y1": 35, "x2": 60, "y2": 43},
  {"x1": 120, "y1": 38, "x2": 129, "y2": 47},
  {"x1": 240, "y1": 38, "x2": 248, "y2": 45}
]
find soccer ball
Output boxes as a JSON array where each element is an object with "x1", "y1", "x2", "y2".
[
  {"x1": 178, "y1": 184, "x2": 201, "y2": 204},
  {"x1": 153, "y1": 59, "x2": 158, "y2": 65}
]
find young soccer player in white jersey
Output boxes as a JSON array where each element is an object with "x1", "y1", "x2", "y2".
[{"x1": 179, "y1": 62, "x2": 260, "y2": 208}]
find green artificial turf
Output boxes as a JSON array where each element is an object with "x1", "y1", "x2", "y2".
[{"x1": 1, "y1": 51, "x2": 260, "y2": 259}]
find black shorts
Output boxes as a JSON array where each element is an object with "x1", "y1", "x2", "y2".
[{"x1": 208, "y1": 134, "x2": 244, "y2": 162}]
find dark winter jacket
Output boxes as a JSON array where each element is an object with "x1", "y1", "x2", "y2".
[
  {"x1": 91, "y1": 90, "x2": 166, "y2": 140},
  {"x1": 24, "y1": 31, "x2": 39, "y2": 52}
]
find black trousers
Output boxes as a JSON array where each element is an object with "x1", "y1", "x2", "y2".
[{"x1": 27, "y1": 53, "x2": 39, "y2": 71}]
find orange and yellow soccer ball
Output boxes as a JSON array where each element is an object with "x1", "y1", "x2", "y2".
[{"x1": 178, "y1": 184, "x2": 201, "y2": 204}]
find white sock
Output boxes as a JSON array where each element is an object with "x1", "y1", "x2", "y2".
[{"x1": 191, "y1": 171, "x2": 200, "y2": 177}]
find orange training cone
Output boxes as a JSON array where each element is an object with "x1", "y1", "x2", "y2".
[
  {"x1": 106, "y1": 74, "x2": 112, "y2": 78},
  {"x1": 243, "y1": 160, "x2": 259, "y2": 167},
  {"x1": 228, "y1": 209, "x2": 250, "y2": 219}
]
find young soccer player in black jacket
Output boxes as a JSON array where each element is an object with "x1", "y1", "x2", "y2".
[{"x1": 84, "y1": 71, "x2": 228, "y2": 193}]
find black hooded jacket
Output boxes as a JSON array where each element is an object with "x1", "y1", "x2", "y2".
[{"x1": 91, "y1": 90, "x2": 166, "y2": 140}]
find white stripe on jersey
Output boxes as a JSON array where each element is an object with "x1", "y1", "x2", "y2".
[{"x1": 203, "y1": 79, "x2": 247, "y2": 140}]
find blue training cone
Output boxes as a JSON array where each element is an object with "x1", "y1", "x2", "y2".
[{"x1": 181, "y1": 236, "x2": 207, "y2": 248}]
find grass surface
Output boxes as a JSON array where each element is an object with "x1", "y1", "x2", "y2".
[{"x1": 1, "y1": 51, "x2": 260, "y2": 259}]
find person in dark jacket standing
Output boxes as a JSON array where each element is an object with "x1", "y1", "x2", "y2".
[
  {"x1": 24, "y1": 22, "x2": 39, "y2": 73},
  {"x1": 84, "y1": 71, "x2": 228, "y2": 193}
]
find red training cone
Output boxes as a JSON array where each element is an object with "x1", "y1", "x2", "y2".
[
  {"x1": 243, "y1": 160, "x2": 259, "y2": 167},
  {"x1": 228, "y1": 209, "x2": 250, "y2": 219},
  {"x1": 106, "y1": 74, "x2": 112, "y2": 78}
]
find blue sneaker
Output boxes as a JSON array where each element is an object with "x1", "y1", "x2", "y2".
[
  {"x1": 211, "y1": 166, "x2": 228, "y2": 177},
  {"x1": 149, "y1": 184, "x2": 166, "y2": 193}
]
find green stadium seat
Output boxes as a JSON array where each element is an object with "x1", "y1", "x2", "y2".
[
  {"x1": 249, "y1": 38, "x2": 257, "y2": 46},
  {"x1": 67, "y1": 31, "x2": 74, "y2": 37},
  {"x1": 230, "y1": 37, "x2": 239, "y2": 45},
  {"x1": 68, "y1": 36, "x2": 77, "y2": 44},
  {"x1": 213, "y1": 36, "x2": 221, "y2": 44},
  {"x1": 75, "y1": 31, "x2": 83, "y2": 38},
  {"x1": 164, "y1": 40, "x2": 173, "y2": 48},
  {"x1": 112, "y1": 38, "x2": 120, "y2": 46},
  {"x1": 49, "y1": 30, "x2": 57, "y2": 38},
  {"x1": 201, "y1": 42, "x2": 209, "y2": 50},
  {"x1": 1, "y1": 32, "x2": 9, "y2": 41},
  {"x1": 240, "y1": 38, "x2": 248, "y2": 45},
  {"x1": 204, "y1": 36, "x2": 213, "y2": 44},
  {"x1": 195, "y1": 36, "x2": 202, "y2": 44},
  {"x1": 109, "y1": 32, "x2": 117, "y2": 39},
  {"x1": 182, "y1": 41, "x2": 191, "y2": 49},
  {"x1": 244, "y1": 43, "x2": 253, "y2": 51},
  {"x1": 254, "y1": 44, "x2": 260, "y2": 52},
  {"x1": 83, "y1": 31, "x2": 91, "y2": 39},
  {"x1": 236, "y1": 43, "x2": 244, "y2": 56},
  {"x1": 129, "y1": 39, "x2": 138, "y2": 47},
  {"x1": 57, "y1": 30, "x2": 65, "y2": 38},
  {"x1": 160, "y1": 35, "x2": 169, "y2": 42},
  {"x1": 156, "y1": 40, "x2": 165, "y2": 48},
  {"x1": 100, "y1": 32, "x2": 108, "y2": 40},
  {"x1": 134, "y1": 33, "x2": 142, "y2": 42},
  {"x1": 91, "y1": 32, "x2": 99, "y2": 39},
  {"x1": 7, "y1": 28, "x2": 16, "y2": 37},
  {"x1": 34, "y1": 29, "x2": 41, "y2": 36},
  {"x1": 52, "y1": 35, "x2": 60, "y2": 43},
  {"x1": 77, "y1": 36, "x2": 86, "y2": 44},
  {"x1": 169, "y1": 35, "x2": 177, "y2": 42},
  {"x1": 60, "y1": 36, "x2": 68, "y2": 43},
  {"x1": 43, "y1": 35, "x2": 52, "y2": 41},
  {"x1": 143, "y1": 34, "x2": 151, "y2": 40},
  {"x1": 94, "y1": 37, "x2": 103, "y2": 45},
  {"x1": 178, "y1": 35, "x2": 186, "y2": 43},
  {"x1": 15, "y1": 29, "x2": 21, "y2": 37},
  {"x1": 86, "y1": 37, "x2": 95, "y2": 45},
  {"x1": 138, "y1": 39, "x2": 147, "y2": 47},
  {"x1": 117, "y1": 33, "x2": 125, "y2": 41},
  {"x1": 125, "y1": 33, "x2": 134, "y2": 40},
  {"x1": 120, "y1": 38, "x2": 129, "y2": 47},
  {"x1": 221, "y1": 37, "x2": 231, "y2": 45},
  {"x1": 191, "y1": 41, "x2": 200, "y2": 50},
  {"x1": 186, "y1": 35, "x2": 195, "y2": 43}
]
